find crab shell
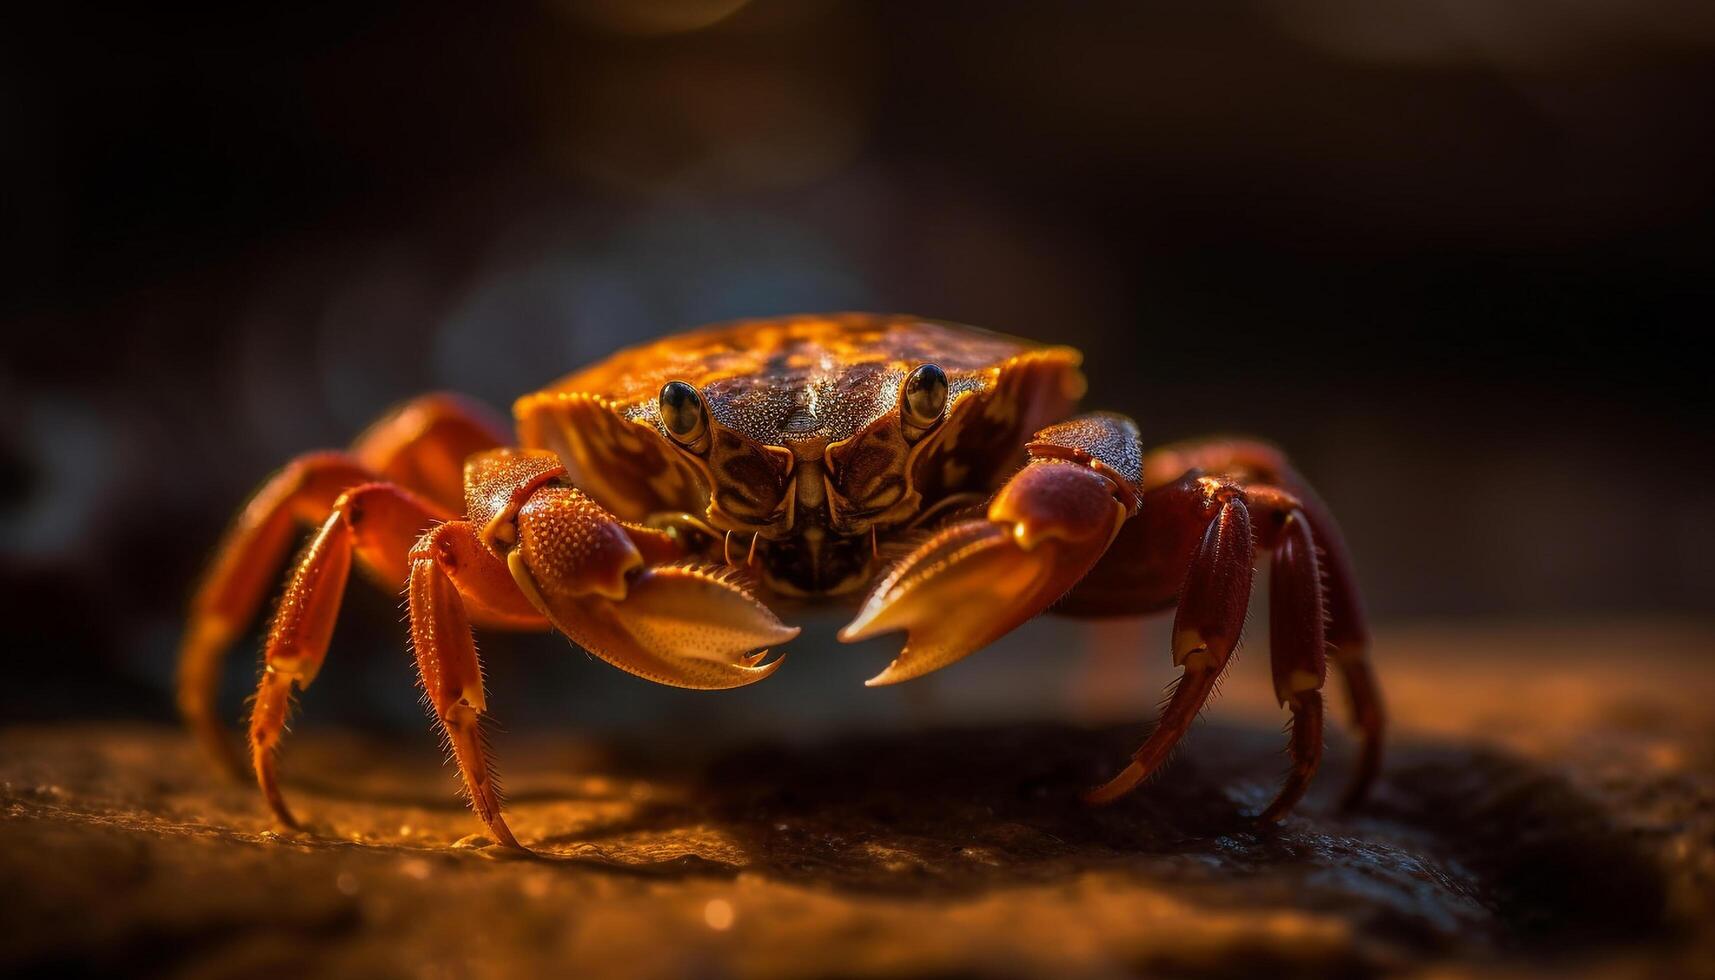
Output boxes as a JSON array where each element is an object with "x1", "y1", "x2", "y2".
[{"x1": 513, "y1": 313, "x2": 1087, "y2": 596}]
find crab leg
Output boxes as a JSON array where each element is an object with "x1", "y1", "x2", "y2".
[
  {"x1": 1083, "y1": 484, "x2": 1254, "y2": 803},
  {"x1": 350, "y1": 393, "x2": 510, "y2": 510},
  {"x1": 1293, "y1": 485, "x2": 1381, "y2": 810},
  {"x1": 407, "y1": 521, "x2": 546, "y2": 850},
  {"x1": 247, "y1": 482, "x2": 474, "y2": 827},
  {"x1": 181, "y1": 394, "x2": 506, "y2": 776},
  {"x1": 1140, "y1": 438, "x2": 1382, "y2": 809},
  {"x1": 1076, "y1": 473, "x2": 1336, "y2": 819},
  {"x1": 183, "y1": 453, "x2": 373, "y2": 776},
  {"x1": 1258, "y1": 511, "x2": 1329, "y2": 820}
]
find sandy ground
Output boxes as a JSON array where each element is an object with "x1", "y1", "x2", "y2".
[{"x1": 3, "y1": 620, "x2": 1713, "y2": 979}]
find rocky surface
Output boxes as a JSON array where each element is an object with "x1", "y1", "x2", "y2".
[{"x1": 3, "y1": 620, "x2": 1713, "y2": 978}]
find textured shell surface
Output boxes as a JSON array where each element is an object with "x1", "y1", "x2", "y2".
[
  {"x1": 543, "y1": 312, "x2": 1072, "y2": 447},
  {"x1": 516, "y1": 313, "x2": 1086, "y2": 593}
]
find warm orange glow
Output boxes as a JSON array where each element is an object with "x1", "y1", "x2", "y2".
[{"x1": 703, "y1": 898, "x2": 736, "y2": 931}]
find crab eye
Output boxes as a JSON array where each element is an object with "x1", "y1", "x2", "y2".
[
  {"x1": 659, "y1": 380, "x2": 708, "y2": 447},
  {"x1": 901, "y1": 363, "x2": 948, "y2": 432}
]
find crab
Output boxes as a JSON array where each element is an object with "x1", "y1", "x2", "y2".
[{"x1": 178, "y1": 313, "x2": 1383, "y2": 850}]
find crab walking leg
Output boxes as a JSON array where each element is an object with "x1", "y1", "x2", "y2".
[
  {"x1": 406, "y1": 521, "x2": 540, "y2": 850},
  {"x1": 1257, "y1": 511, "x2": 1329, "y2": 821},
  {"x1": 351, "y1": 392, "x2": 510, "y2": 512},
  {"x1": 247, "y1": 483, "x2": 451, "y2": 828},
  {"x1": 181, "y1": 394, "x2": 506, "y2": 775},
  {"x1": 1076, "y1": 472, "x2": 1337, "y2": 817},
  {"x1": 1084, "y1": 489, "x2": 1254, "y2": 804},
  {"x1": 1290, "y1": 486, "x2": 1380, "y2": 809},
  {"x1": 183, "y1": 453, "x2": 373, "y2": 776},
  {"x1": 1142, "y1": 438, "x2": 1383, "y2": 808}
]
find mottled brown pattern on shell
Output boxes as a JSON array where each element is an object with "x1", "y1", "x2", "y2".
[
  {"x1": 539, "y1": 314, "x2": 1069, "y2": 446},
  {"x1": 706, "y1": 430, "x2": 793, "y2": 530},
  {"x1": 826, "y1": 414, "x2": 910, "y2": 523},
  {"x1": 517, "y1": 315, "x2": 1087, "y2": 548}
]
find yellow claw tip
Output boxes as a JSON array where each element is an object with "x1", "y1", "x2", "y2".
[
  {"x1": 743, "y1": 650, "x2": 788, "y2": 678},
  {"x1": 863, "y1": 648, "x2": 939, "y2": 686},
  {"x1": 863, "y1": 663, "x2": 906, "y2": 687},
  {"x1": 739, "y1": 622, "x2": 802, "y2": 652},
  {"x1": 744, "y1": 648, "x2": 785, "y2": 672},
  {"x1": 837, "y1": 602, "x2": 893, "y2": 643}
]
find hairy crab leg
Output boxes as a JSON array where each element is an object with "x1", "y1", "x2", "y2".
[
  {"x1": 183, "y1": 453, "x2": 374, "y2": 777},
  {"x1": 1084, "y1": 487, "x2": 1253, "y2": 804},
  {"x1": 1293, "y1": 486, "x2": 1381, "y2": 810},
  {"x1": 1079, "y1": 474, "x2": 1337, "y2": 820},
  {"x1": 1257, "y1": 510, "x2": 1329, "y2": 821},
  {"x1": 407, "y1": 521, "x2": 548, "y2": 850},
  {"x1": 247, "y1": 483, "x2": 459, "y2": 828},
  {"x1": 181, "y1": 394, "x2": 506, "y2": 777},
  {"x1": 1140, "y1": 438, "x2": 1382, "y2": 809}
]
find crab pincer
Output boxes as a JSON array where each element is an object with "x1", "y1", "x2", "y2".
[
  {"x1": 503, "y1": 481, "x2": 798, "y2": 691},
  {"x1": 840, "y1": 449, "x2": 1134, "y2": 685}
]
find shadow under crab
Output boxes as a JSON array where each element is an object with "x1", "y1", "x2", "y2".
[{"x1": 0, "y1": 710, "x2": 1689, "y2": 978}]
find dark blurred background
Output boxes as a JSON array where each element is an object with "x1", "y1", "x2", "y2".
[{"x1": 4, "y1": 1, "x2": 1713, "y2": 737}]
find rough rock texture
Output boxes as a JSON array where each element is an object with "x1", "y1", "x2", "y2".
[{"x1": 3, "y1": 621, "x2": 1713, "y2": 979}]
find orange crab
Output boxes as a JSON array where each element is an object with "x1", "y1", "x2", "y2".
[{"x1": 179, "y1": 314, "x2": 1383, "y2": 850}]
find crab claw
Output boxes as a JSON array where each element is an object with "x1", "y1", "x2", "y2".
[
  {"x1": 527, "y1": 562, "x2": 798, "y2": 690},
  {"x1": 508, "y1": 484, "x2": 797, "y2": 689},
  {"x1": 840, "y1": 461, "x2": 1127, "y2": 685}
]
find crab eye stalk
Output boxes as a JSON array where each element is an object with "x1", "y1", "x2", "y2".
[
  {"x1": 901, "y1": 363, "x2": 948, "y2": 438},
  {"x1": 659, "y1": 380, "x2": 710, "y2": 450}
]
